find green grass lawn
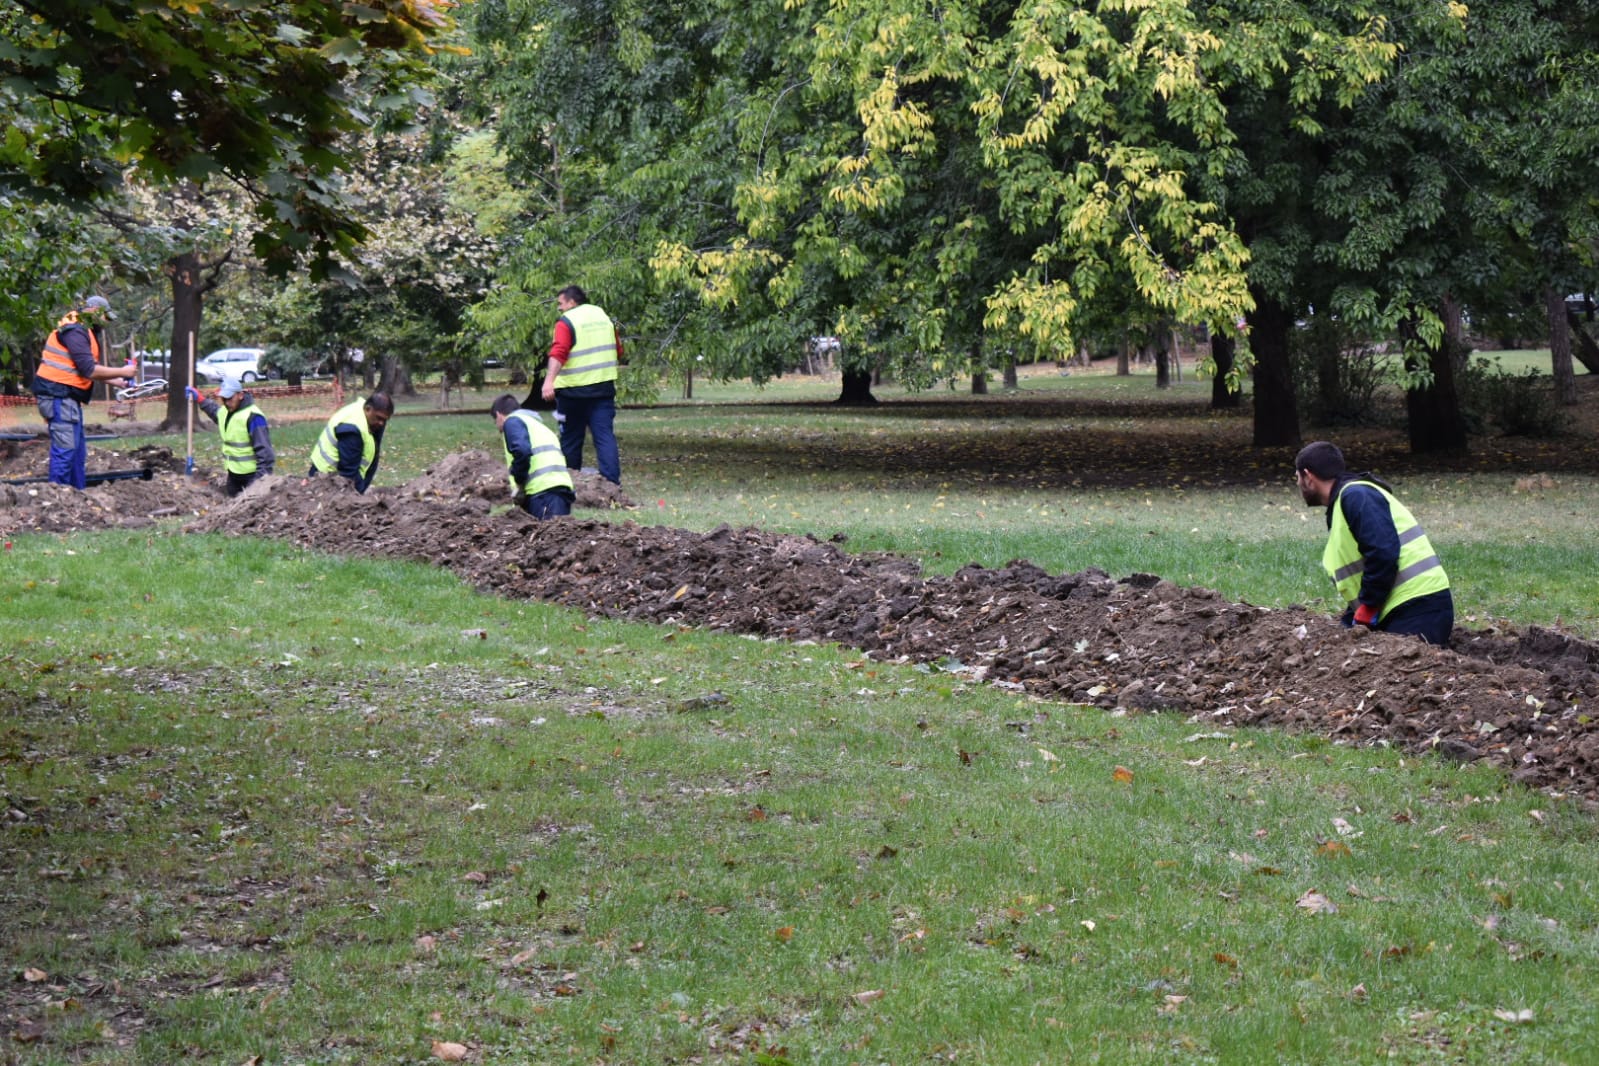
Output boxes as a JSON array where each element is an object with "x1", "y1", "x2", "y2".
[
  {"x1": 3, "y1": 530, "x2": 1597, "y2": 1064},
  {"x1": 4, "y1": 364, "x2": 1597, "y2": 1064}
]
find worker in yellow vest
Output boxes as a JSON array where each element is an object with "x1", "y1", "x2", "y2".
[
  {"x1": 540, "y1": 285, "x2": 622, "y2": 485},
  {"x1": 491, "y1": 393, "x2": 575, "y2": 518},
  {"x1": 1294, "y1": 441, "x2": 1453, "y2": 646},
  {"x1": 186, "y1": 378, "x2": 275, "y2": 495},
  {"x1": 308, "y1": 393, "x2": 392, "y2": 493}
]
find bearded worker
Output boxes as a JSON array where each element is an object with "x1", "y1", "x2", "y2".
[{"x1": 1294, "y1": 441, "x2": 1453, "y2": 647}]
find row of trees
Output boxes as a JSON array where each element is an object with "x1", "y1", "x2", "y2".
[{"x1": 4, "y1": 0, "x2": 1597, "y2": 452}]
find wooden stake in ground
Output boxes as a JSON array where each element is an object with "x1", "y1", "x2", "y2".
[{"x1": 185, "y1": 332, "x2": 195, "y2": 477}]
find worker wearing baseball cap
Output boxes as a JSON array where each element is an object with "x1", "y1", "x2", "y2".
[
  {"x1": 186, "y1": 378, "x2": 275, "y2": 496},
  {"x1": 1294, "y1": 441, "x2": 1453, "y2": 646},
  {"x1": 32, "y1": 295, "x2": 137, "y2": 488}
]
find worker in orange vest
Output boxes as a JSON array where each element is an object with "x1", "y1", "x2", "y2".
[{"x1": 32, "y1": 296, "x2": 138, "y2": 488}]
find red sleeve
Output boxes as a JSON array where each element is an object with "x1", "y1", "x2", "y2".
[
  {"x1": 548, "y1": 318, "x2": 574, "y2": 367},
  {"x1": 615, "y1": 334, "x2": 623, "y2": 362}
]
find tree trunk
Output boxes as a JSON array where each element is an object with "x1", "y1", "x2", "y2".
[
  {"x1": 835, "y1": 368, "x2": 878, "y2": 405},
  {"x1": 1249, "y1": 287, "x2": 1299, "y2": 446},
  {"x1": 161, "y1": 250, "x2": 206, "y2": 431},
  {"x1": 1564, "y1": 302, "x2": 1599, "y2": 374},
  {"x1": 683, "y1": 365, "x2": 693, "y2": 400},
  {"x1": 1402, "y1": 318, "x2": 1469, "y2": 455},
  {"x1": 1210, "y1": 332, "x2": 1241, "y2": 409},
  {"x1": 1116, "y1": 338, "x2": 1131, "y2": 376},
  {"x1": 379, "y1": 354, "x2": 412, "y2": 397},
  {"x1": 1547, "y1": 286, "x2": 1579, "y2": 406},
  {"x1": 1441, "y1": 294, "x2": 1468, "y2": 373},
  {"x1": 1002, "y1": 352, "x2": 1018, "y2": 389},
  {"x1": 1154, "y1": 345, "x2": 1171, "y2": 389}
]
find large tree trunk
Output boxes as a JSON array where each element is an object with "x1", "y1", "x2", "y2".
[
  {"x1": 379, "y1": 355, "x2": 411, "y2": 397},
  {"x1": 1401, "y1": 318, "x2": 1469, "y2": 454},
  {"x1": 835, "y1": 368, "x2": 878, "y2": 405},
  {"x1": 161, "y1": 250, "x2": 206, "y2": 431},
  {"x1": 1116, "y1": 338, "x2": 1131, "y2": 376},
  {"x1": 1210, "y1": 332, "x2": 1241, "y2": 409},
  {"x1": 1563, "y1": 297, "x2": 1599, "y2": 374},
  {"x1": 1547, "y1": 286, "x2": 1578, "y2": 406},
  {"x1": 1154, "y1": 343, "x2": 1171, "y2": 389},
  {"x1": 1249, "y1": 287, "x2": 1299, "y2": 446}
]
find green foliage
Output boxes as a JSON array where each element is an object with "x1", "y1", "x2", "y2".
[
  {"x1": 1292, "y1": 317, "x2": 1399, "y2": 428},
  {"x1": 0, "y1": 196, "x2": 109, "y2": 378},
  {"x1": 1456, "y1": 357, "x2": 1574, "y2": 438},
  {"x1": 0, "y1": 0, "x2": 455, "y2": 274}
]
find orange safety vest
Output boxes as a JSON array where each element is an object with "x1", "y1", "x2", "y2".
[{"x1": 36, "y1": 321, "x2": 101, "y2": 393}]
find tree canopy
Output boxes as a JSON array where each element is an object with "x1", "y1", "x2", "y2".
[{"x1": 1, "y1": 0, "x2": 458, "y2": 271}]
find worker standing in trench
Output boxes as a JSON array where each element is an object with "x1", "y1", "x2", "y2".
[{"x1": 185, "y1": 378, "x2": 276, "y2": 496}]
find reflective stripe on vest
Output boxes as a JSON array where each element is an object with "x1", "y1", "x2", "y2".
[
  {"x1": 218, "y1": 402, "x2": 264, "y2": 476},
  {"x1": 503, "y1": 409, "x2": 574, "y2": 496},
  {"x1": 310, "y1": 398, "x2": 376, "y2": 479},
  {"x1": 1321, "y1": 480, "x2": 1449, "y2": 618},
  {"x1": 554, "y1": 304, "x2": 618, "y2": 389},
  {"x1": 35, "y1": 325, "x2": 100, "y2": 392}
]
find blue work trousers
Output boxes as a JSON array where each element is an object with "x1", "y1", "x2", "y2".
[
  {"x1": 554, "y1": 392, "x2": 620, "y2": 485},
  {"x1": 1378, "y1": 589, "x2": 1455, "y2": 648},
  {"x1": 36, "y1": 396, "x2": 87, "y2": 489}
]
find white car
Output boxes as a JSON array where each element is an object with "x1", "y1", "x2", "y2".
[{"x1": 195, "y1": 347, "x2": 269, "y2": 384}]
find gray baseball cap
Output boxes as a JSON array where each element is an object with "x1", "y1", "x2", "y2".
[{"x1": 83, "y1": 295, "x2": 117, "y2": 320}]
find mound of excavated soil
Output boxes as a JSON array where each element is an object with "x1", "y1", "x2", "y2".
[
  {"x1": 175, "y1": 458, "x2": 1599, "y2": 800},
  {"x1": 9, "y1": 437, "x2": 1597, "y2": 797},
  {"x1": 0, "y1": 447, "x2": 631, "y2": 536}
]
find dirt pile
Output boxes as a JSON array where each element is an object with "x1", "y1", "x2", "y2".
[
  {"x1": 0, "y1": 441, "x2": 221, "y2": 533},
  {"x1": 173, "y1": 458, "x2": 1599, "y2": 800},
  {"x1": 0, "y1": 447, "x2": 630, "y2": 536},
  {"x1": 9, "y1": 437, "x2": 1597, "y2": 797}
]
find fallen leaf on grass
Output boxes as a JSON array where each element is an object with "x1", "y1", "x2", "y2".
[
  {"x1": 1316, "y1": 840, "x2": 1352, "y2": 858},
  {"x1": 415, "y1": 935, "x2": 437, "y2": 954},
  {"x1": 852, "y1": 989, "x2": 885, "y2": 1005},
  {"x1": 1295, "y1": 890, "x2": 1339, "y2": 915},
  {"x1": 1112, "y1": 765, "x2": 1134, "y2": 784},
  {"x1": 1213, "y1": 953, "x2": 1238, "y2": 969},
  {"x1": 432, "y1": 1039, "x2": 470, "y2": 1061},
  {"x1": 774, "y1": 926, "x2": 794, "y2": 942},
  {"x1": 22, "y1": 968, "x2": 47, "y2": 983},
  {"x1": 1493, "y1": 1008, "x2": 1535, "y2": 1024}
]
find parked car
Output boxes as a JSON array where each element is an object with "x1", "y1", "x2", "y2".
[{"x1": 195, "y1": 347, "x2": 269, "y2": 384}]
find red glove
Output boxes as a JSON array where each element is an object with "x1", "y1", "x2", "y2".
[{"x1": 1353, "y1": 602, "x2": 1377, "y2": 626}]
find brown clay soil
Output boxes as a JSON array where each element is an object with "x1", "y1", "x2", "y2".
[{"x1": 6, "y1": 436, "x2": 1599, "y2": 801}]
